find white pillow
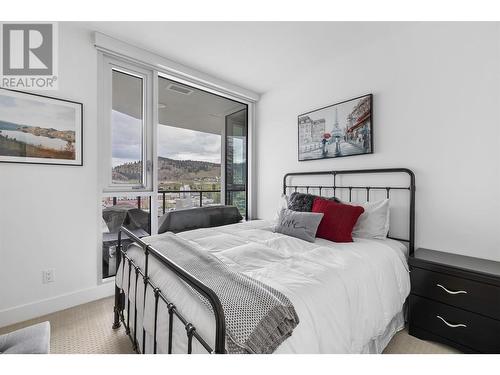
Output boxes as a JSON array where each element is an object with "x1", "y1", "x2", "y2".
[
  {"x1": 274, "y1": 194, "x2": 289, "y2": 221},
  {"x1": 351, "y1": 199, "x2": 390, "y2": 239}
]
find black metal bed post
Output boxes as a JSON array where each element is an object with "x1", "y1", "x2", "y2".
[
  {"x1": 112, "y1": 230, "x2": 123, "y2": 330},
  {"x1": 407, "y1": 169, "x2": 416, "y2": 256},
  {"x1": 333, "y1": 172, "x2": 337, "y2": 197},
  {"x1": 112, "y1": 285, "x2": 121, "y2": 329},
  {"x1": 115, "y1": 226, "x2": 227, "y2": 354},
  {"x1": 142, "y1": 243, "x2": 150, "y2": 354}
]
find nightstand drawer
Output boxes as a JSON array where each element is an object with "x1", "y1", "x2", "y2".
[
  {"x1": 411, "y1": 267, "x2": 500, "y2": 319},
  {"x1": 410, "y1": 295, "x2": 500, "y2": 353}
]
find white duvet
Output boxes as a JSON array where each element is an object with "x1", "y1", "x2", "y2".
[{"x1": 116, "y1": 220, "x2": 410, "y2": 354}]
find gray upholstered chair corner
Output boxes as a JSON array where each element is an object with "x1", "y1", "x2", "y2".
[
  {"x1": 0, "y1": 321, "x2": 50, "y2": 354},
  {"x1": 158, "y1": 205, "x2": 243, "y2": 234}
]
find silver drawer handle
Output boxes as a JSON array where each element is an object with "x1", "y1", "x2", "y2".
[
  {"x1": 436, "y1": 284, "x2": 467, "y2": 295},
  {"x1": 436, "y1": 315, "x2": 467, "y2": 328}
]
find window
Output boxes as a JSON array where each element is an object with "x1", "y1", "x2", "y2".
[
  {"x1": 102, "y1": 57, "x2": 153, "y2": 192},
  {"x1": 99, "y1": 53, "x2": 254, "y2": 272},
  {"x1": 225, "y1": 108, "x2": 248, "y2": 219},
  {"x1": 100, "y1": 56, "x2": 154, "y2": 279},
  {"x1": 157, "y1": 124, "x2": 222, "y2": 216},
  {"x1": 156, "y1": 76, "x2": 248, "y2": 218},
  {"x1": 111, "y1": 70, "x2": 144, "y2": 185}
]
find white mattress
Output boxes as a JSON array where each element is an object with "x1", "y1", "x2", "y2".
[{"x1": 116, "y1": 220, "x2": 410, "y2": 354}]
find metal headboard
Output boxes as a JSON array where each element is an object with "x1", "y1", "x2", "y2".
[{"x1": 283, "y1": 168, "x2": 415, "y2": 256}]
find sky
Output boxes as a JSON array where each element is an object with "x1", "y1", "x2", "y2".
[
  {"x1": 112, "y1": 110, "x2": 143, "y2": 167},
  {"x1": 112, "y1": 110, "x2": 223, "y2": 166},
  {"x1": 0, "y1": 92, "x2": 76, "y2": 131},
  {"x1": 158, "y1": 124, "x2": 245, "y2": 164},
  {"x1": 158, "y1": 124, "x2": 221, "y2": 163}
]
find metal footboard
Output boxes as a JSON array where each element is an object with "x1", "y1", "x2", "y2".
[{"x1": 112, "y1": 226, "x2": 226, "y2": 354}]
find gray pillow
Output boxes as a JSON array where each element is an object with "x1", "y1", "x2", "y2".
[
  {"x1": 274, "y1": 208, "x2": 324, "y2": 242},
  {"x1": 288, "y1": 192, "x2": 340, "y2": 212}
]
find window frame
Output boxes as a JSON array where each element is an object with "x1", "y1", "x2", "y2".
[
  {"x1": 225, "y1": 108, "x2": 249, "y2": 220},
  {"x1": 101, "y1": 55, "x2": 154, "y2": 193}
]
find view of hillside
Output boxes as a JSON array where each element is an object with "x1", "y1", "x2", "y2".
[
  {"x1": 112, "y1": 157, "x2": 221, "y2": 190},
  {"x1": 112, "y1": 156, "x2": 246, "y2": 216}
]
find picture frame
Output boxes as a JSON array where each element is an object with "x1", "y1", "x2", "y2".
[
  {"x1": 0, "y1": 89, "x2": 83, "y2": 166},
  {"x1": 298, "y1": 94, "x2": 372, "y2": 161}
]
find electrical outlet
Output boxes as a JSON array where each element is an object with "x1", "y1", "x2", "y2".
[{"x1": 42, "y1": 269, "x2": 55, "y2": 284}]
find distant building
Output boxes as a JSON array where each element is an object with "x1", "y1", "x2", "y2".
[
  {"x1": 311, "y1": 119, "x2": 325, "y2": 142},
  {"x1": 181, "y1": 184, "x2": 191, "y2": 198},
  {"x1": 347, "y1": 96, "x2": 371, "y2": 133},
  {"x1": 299, "y1": 116, "x2": 325, "y2": 145},
  {"x1": 346, "y1": 96, "x2": 372, "y2": 151},
  {"x1": 299, "y1": 116, "x2": 313, "y2": 144}
]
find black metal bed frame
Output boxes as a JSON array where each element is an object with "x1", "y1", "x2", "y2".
[
  {"x1": 112, "y1": 168, "x2": 415, "y2": 354},
  {"x1": 283, "y1": 168, "x2": 416, "y2": 255},
  {"x1": 112, "y1": 227, "x2": 226, "y2": 354}
]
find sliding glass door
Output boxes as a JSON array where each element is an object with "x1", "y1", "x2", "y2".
[
  {"x1": 157, "y1": 75, "x2": 248, "y2": 220},
  {"x1": 225, "y1": 109, "x2": 248, "y2": 219},
  {"x1": 99, "y1": 55, "x2": 253, "y2": 280}
]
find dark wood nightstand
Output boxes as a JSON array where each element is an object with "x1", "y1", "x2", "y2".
[{"x1": 408, "y1": 248, "x2": 500, "y2": 353}]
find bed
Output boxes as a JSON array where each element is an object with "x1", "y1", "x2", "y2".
[{"x1": 112, "y1": 168, "x2": 416, "y2": 354}]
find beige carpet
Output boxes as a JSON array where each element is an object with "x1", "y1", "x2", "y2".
[
  {"x1": 0, "y1": 297, "x2": 459, "y2": 354},
  {"x1": 0, "y1": 297, "x2": 134, "y2": 354},
  {"x1": 384, "y1": 328, "x2": 460, "y2": 354}
]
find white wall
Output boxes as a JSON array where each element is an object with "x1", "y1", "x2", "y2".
[
  {"x1": 0, "y1": 23, "x2": 112, "y2": 326},
  {"x1": 256, "y1": 23, "x2": 500, "y2": 261}
]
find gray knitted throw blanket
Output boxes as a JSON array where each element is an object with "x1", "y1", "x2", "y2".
[{"x1": 142, "y1": 233, "x2": 299, "y2": 354}]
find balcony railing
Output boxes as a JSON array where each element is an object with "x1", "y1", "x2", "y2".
[
  {"x1": 158, "y1": 188, "x2": 246, "y2": 217},
  {"x1": 111, "y1": 196, "x2": 146, "y2": 210},
  {"x1": 158, "y1": 189, "x2": 222, "y2": 215}
]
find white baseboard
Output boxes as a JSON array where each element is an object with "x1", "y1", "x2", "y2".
[{"x1": 0, "y1": 283, "x2": 115, "y2": 328}]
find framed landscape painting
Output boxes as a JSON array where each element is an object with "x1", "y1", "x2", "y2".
[
  {"x1": 298, "y1": 94, "x2": 372, "y2": 161},
  {"x1": 0, "y1": 89, "x2": 83, "y2": 166}
]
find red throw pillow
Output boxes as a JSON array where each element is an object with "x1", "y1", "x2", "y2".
[{"x1": 312, "y1": 197, "x2": 364, "y2": 243}]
